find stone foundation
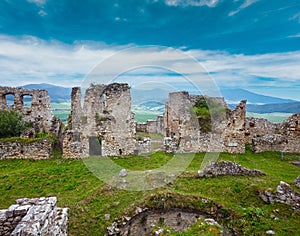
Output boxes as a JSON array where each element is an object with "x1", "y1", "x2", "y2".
[
  {"x1": 0, "y1": 197, "x2": 68, "y2": 236},
  {"x1": 198, "y1": 161, "x2": 264, "y2": 177},
  {"x1": 252, "y1": 134, "x2": 287, "y2": 153},
  {"x1": 0, "y1": 139, "x2": 53, "y2": 160},
  {"x1": 259, "y1": 181, "x2": 300, "y2": 211}
]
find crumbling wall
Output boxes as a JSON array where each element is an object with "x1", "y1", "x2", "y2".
[
  {"x1": 0, "y1": 197, "x2": 68, "y2": 236},
  {"x1": 279, "y1": 113, "x2": 300, "y2": 153},
  {"x1": 259, "y1": 181, "x2": 300, "y2": 211},
  {"x1": 245, "y1": 117, "x2": 278, "y2": 144},
  {"x1": 0, "y1": 86, "x2": 61, "y2": 135},
  {"x1": 63, "y1": 83, "x2": 136, "y2": 157},
  {"x1": 163, "y1": 92, "x2": 246, "y2": 153},
  {"x1": 198, "y1": 161, "x2": 264, "y2": 178},
  {"x1": 136, "y1": 115, "x2": 165, "y2": 135},
  {"x1": 146, "y1": 120, "x2": 157, "y2": 133},
  {"x1": 0, "y1": 139, "x2": 53, "y2": 160},
  {"x1": 251, "y1": 113, "x2": 300, "y2": 153}
]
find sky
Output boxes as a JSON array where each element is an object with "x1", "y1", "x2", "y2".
[{"x1": 0, "y1": 0, "x2": 300, "y2": 100}]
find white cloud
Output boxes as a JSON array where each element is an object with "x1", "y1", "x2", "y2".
[
  {"x1": 27, "y1": 0, "x2": 46, "y2": 7},
  {"x1": 290, "y1": 12, "x2": 300, "y2": 23},
  {"x1": 288, "y1": 33, "x2": 300, "y2": 38},
  {"x1": 164, "y1": 0, "x2": 220, "y2": 7},
  {"x1": 229, "y1": 0, "x2": 259, "y2": 16},
  {"x1": 0, "y1": 35, "x2": 117, "y2": 87},
  {"x1": 0, "y1": 34, "x2": 299, "y2": 100},
  {"x1": 38, "y1": 9, "x2": 47, "y2": 16}
]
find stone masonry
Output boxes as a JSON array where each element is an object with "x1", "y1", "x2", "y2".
[
  {"x1": 162, "y1": 91, "x2": 247, "y2": 153},
  {"x1": 251, "y1": 113, "x2": 300, "y2": 153},
  {"x1": 63, "y1": 83, "x2": 136, "y2": 158},
  {"x1": 259, "y1": 181, "x2": 300, "y2": 211},
  {"x1": 198, "y1": 161, "x2": 264, "y2": 178},
  {"x1": 0, "y1": 86, "x2": 62, "y2": 136},
  {"x1": 0, "y1": 197, "x2": 68, "y2": 236},
  {"x1": 245, "y1": 117, "x2": 278, "y2": 144},
  {"x1": 0, "y1": 139, "x2": 53, "y2": 160}
]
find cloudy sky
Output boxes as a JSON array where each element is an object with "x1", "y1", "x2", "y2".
[{"x1": 0, "y1": 0, "x2": 300, "y2": 100}]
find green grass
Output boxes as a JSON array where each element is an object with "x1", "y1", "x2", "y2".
[
  {"x1": 0, "y1": 150, "x2": 299, "y2": 235},
  {"x1": 133, "y1": 110, "x2": 162, "y2": 122}
]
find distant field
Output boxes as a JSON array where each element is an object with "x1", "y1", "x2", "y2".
[
  {"x1": 50, "y1": 102, "x2": 294, "y2": 124},
  {"x1": 132, "y1": 110, "x2": 162, "y2": 122},
  {"x1": 246, "y1": 112, "x2": 293, "y2": 123},
  {"x1": 51, "y1": 102, "x2": 71, "y2": 123}
]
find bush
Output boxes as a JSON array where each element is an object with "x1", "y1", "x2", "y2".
[
  {"x1": 192, "y1": 97, "x2": 229, "y2": 133},
  {"x1": 0, "y1": 110, "x2": 32, "y2": 138}
]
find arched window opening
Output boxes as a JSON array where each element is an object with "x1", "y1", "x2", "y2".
[
  {"x1": 5, "y1": 94, "x2": 14, "y2": 107},
  {"x1": 23, "y1": 95, "x2": 33, "y2": 108}
]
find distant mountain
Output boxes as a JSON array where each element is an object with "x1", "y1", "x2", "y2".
[
  {"x1": 18, "y1": 84, "x2": 300, "y2": 114},
  {"x1": 245, "y1": 102, "x2": 300, "y2": 114},
  {"x1": 21, "y1": 83, "x2": 71, "y2": 103},
  {"x1": 221, "y1": 88, "x2": 296, "y2": 105}
]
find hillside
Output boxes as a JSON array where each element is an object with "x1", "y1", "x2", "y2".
[
  {"x1": 21, "y1": 83, "x2": 71, "y2": 103},
  {"x1": 221, "y1": 88, "x2": 296, "y2": 105},
  {"x1": 16, "y1": 84, "x2": 300, "y2": 117}
]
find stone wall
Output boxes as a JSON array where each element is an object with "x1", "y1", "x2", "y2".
[
  {"x1": 0, "y1": 86, "x2": 62, "y2": 136},
  {"x1": 163, "y1": 92, "x2": 247, "y2": 154},
  {"x1": 0, "y1": 139, "x2": 53, "y2": 160},
  {"x1": 145, "y1": 120, "x2": 157, "y2": 133},
  {"x1": 0, "y1": 197, "x2": 68, "y2": 236},
  {"x1": 251, "y1": 113, "x2": 300, "y2": 153},
  {"x1": 137, "y1": 115, "x2": 164, "y2": 135},
  {"x1": 259, "y1": 181, "x2": 300, "y2": 211},
  {"x1": 245, "y1": 117, "x2": 277, "y2": 144},
  {"x1": 63, "y1": 83, "x2": 136, "y2": 157},
  {"x1": 198, "y1": 161, "x2": 264, "y2": 178}
]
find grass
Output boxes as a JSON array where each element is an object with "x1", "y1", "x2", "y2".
[{"x1": 0, "y1": 150, "x2": 299, "y2": 235}]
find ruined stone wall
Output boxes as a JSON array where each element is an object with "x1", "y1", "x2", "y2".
[
  {"x1": 163, "y1": 92, "x2": 246, "y2": 154},
  {"x1": 245, "y1": 117, "x2": 278, "y2": 144},
  {"x1": 146, "y1": 120, "x2": 157, "y2": 133},
  {"x1": 0, "y1": 197, "x2": 68, "y2": 236},
  {"x1": 222, "y1": 100, "x2": 247, "y2": 153},
  {"x1": 0, "y1": 86, "x2": 59, "y2": 134},
  {"x1": 156, "y1": 115, "x2": 164, "y2": 135},
  {"x1": 136, "y1": 115, "x2": 164, "y2": 135},
  {"x1": 251, "y1": 113, "x2": 300, "y2": 153},
  {"x1": 0, "y1": 139, "x2": 53, "y2": 160},
  {"x1": 280, "y1": 113, "x2": 300, "y2": 153},
  {"x1": 63, "y1": 83, "x2": 136, "y2": 157},
  {"x1": 259, "y1": 181, "x2": 300, "y2": 211}
]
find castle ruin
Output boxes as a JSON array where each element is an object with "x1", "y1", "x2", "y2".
[
  {"x1": 0, "y1": 86, "x2": 62, "y2": 136},
  {"x1": 63, "y1": 83, "x2": 136, "y2": 158},
  {"x1": 162, "y1": 92, "x2": 247, "y2": 153},
  {"x1": 0, "y1": 84, "x2": 299, "y2": 159}
]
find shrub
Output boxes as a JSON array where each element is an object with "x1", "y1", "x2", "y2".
[{"x1": 0, "y1": 110, "x2": 32, "y2": 138}]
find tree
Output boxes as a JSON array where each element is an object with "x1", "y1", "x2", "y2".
[{"x1": 0, "y1": 110, "x2": 32, "y2": 138}]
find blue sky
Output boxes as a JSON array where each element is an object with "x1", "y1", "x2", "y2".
[{"x1": 0, "y1": 0, "x2": 300, "y2": 100}]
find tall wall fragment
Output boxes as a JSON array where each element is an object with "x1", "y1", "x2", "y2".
[
  {"x1": 251, "y1": 113, "x2": 300, "y2": 153},
  {"x1": 163, "y1": 92, "x2": 246, "y2": 153},
  {"x1": 0, "y1": 86, "x2": 62, "y2": 136},
  {"x1": 63, "y1": 83, "x2": 136, "y2": 158}
]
